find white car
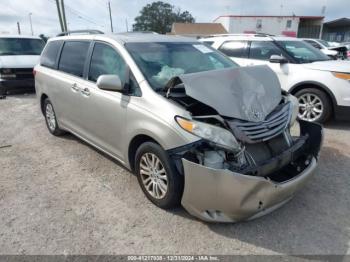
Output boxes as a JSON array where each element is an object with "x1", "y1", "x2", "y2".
[
  {"x1": 0, "y1": 35, "x2": 45, "y2": 97},
  {"x1": 201, "y1": 34, "x2": 350, "y2": 123},
  {"x1": 302, "y1": 38, "x2": 339, "y2": 59}
]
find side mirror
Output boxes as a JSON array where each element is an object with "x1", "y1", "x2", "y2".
[
  {"x1": 269, "y1": 55, "x2": 288, "y2": 64},
  {"x1": 97, "y1": 74, "x2": 123, "y2": 92}
]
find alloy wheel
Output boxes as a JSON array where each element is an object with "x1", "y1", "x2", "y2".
[
  {"x1": 45, "y1": 103, "x2": 56, "y2": 131},
  {"x1": 139, "y1": 153, "x2": 168, "y2": 199},
  {"x1": 298, "y1": 93, "x2": 324, "y2": 122}
]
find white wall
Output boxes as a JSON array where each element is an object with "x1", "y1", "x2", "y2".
[{"x1": 216, "y1": 16, "x2": 300, "y2": 36}]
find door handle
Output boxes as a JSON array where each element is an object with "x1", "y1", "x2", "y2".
[
  {"x1": 71, "y1": 83, "x2": 79, "y2": 92},
  {"x1": 81, "y1": 87, "x2": 90, "y2": 96}
]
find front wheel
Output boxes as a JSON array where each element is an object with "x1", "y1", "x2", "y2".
[
  {"x1": 135, "y1": 142, "x2": 183, "y2": 209},
  {"x1": 295, "y1": 88, "x2": 332, "y2": 123}
]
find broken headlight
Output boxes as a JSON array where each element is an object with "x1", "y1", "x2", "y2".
[{"x1": 175, "y1": 116, "x2": 240, "y2": 152}]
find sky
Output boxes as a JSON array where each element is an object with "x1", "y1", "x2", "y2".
[{"x1": 0, "y1": 0, "x2": 348, "y2": 36}]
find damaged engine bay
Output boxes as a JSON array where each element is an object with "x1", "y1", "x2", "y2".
[{"x1": 164, "y1": 66, "x2": 323, "y2": 183}]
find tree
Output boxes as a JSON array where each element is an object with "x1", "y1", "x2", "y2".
[{"x1": 133, "y1": 1, "x2": 195, "y2": 34}]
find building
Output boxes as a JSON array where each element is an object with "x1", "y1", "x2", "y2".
[
  {"x1": 322, "y1": 18, "x2": 350, "y2": 42},
  {"x1": 169, "y1": 23, "x2": 227, "y2": 38},
  {"x1": 214, "y1": 15, "x2": 324, "y2": 38}
]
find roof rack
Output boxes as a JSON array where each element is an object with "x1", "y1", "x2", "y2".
[
  {"x1": 201, "y1": 33, "x2": 275, "y2": 38},
  {"x1": 56, "y1": 30, "x2": 104, "y2": 37},
  {"x1": 120, "y1": 31, "x2": 159, "y2": 34}
]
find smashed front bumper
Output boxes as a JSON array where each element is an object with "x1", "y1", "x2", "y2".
[{"x1": 178, "y1": 121, "x2": 323, "y2": 223}]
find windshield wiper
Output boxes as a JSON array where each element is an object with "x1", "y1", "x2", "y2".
[
  {"x1": 0, "y1": 52, "x2": 17, "y2": 55},
  {"x1": 23, "y1": 52, "x2": 40, "y2": 55}
]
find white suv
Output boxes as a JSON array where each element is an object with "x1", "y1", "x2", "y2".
[{"x1": 201, "y1": 34, "x2": 350, "y2": 123}]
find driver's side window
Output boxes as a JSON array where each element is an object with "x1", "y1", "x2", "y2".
[
  {"x1": 88, "y1": 42, "x2": 127, "y2": 83},
  {"x1": 249, "y1": 41, "x2": 282, "y2": 60}
]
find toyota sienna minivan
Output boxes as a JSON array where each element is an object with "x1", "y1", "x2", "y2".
[{"x1": 35, "y1": 31, "x2": 322, "y2": 222}]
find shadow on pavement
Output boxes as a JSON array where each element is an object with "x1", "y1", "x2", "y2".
[{"x1": 324, "y1": 120, "x2": 350, "y2": 131}]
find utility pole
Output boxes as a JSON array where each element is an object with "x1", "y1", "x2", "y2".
[
  {"x1": 17, "y1": 22, "x2": 21, "y2": 35},
  {"x1": 29, "y1": 13, "x2": 34, "y2": 35},
  {"x1": 61, "y1": 0, "x2": 68, "y2": 31},
  {"x1": 108, "y1": 1, "x2": 114, "y2": 33},
  {"x1": 125, "y1": 18, "x2": 128, "y2": 32},
  {"x1": 319, "y1": 5, "x2": 326, "y2": 39},
  {"x1": 55, "y1": 0, "x2": 64, "y2": 32}
]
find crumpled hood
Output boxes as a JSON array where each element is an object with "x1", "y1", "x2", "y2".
[
  {"x1": 175, "y1": 65, "x2": 282, "y2": 122},
  {"x1": 303, "y1": 60, "x2": 350, "y2": 73},
  {"x1": 0, "y1": 55, "x2": 40, "y2": 68}
]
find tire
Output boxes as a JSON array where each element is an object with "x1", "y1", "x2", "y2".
[
  {"x1": 294, "y1": 88, "x2": 332, "y2": 123},
  {"x1": 43, "y1": 98, "x2": 65, "y2": 136},
  {"x1": 135, "y1": 142, "x2": 183, "y2": 209}
]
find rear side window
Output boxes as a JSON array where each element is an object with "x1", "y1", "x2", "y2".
[
  {"x1": 249, "y1": 41, "x2": 282, "y2": 60},
  {"x1": 58, "y1": 41, "x2": 90, "y2": 77},
  {"x1": 88, "y1": 42, "x2": 127, "y2": 83},
  {"x1": 40, "y1": 41, "x2": 62, "y2": 69},
  {"x1": 218, "y1": 41, "x2": 248, "y2": 58}
]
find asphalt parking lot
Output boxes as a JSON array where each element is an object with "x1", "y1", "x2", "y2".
[{"x1": 0, "y1": 94, "x2": 350, "y2": 255}]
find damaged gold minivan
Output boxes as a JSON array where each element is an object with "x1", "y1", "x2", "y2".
[{"x1": 35, "y1": 32, "x2": 323, "y2": 222}]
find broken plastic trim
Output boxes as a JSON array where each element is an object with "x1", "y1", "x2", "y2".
[
  {"x1": 177, "y1": 120, "x2": 323, "y2": 222},
  {"x1": 168, "y1": 120, "x2": 323, "y2": 180}
]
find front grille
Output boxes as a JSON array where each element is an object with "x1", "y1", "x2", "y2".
[
  {"x1": 12, "y1": 68, "x2": 34, "y2": 80},
  {"x1": 228, "y1": 102, "x2": 291, "y2": 144}
]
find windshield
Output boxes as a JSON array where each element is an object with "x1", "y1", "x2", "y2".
[
  {"x1": 125, "y1": 42, "x2": 238, "y2": 90},
  {"x1": 318, "y1": 39, "x2": 330, "y2": 47},
  {"x1": 277, "y1": 41, "x2": 330, "y2": 63},
  {"x1": 0, "y1": 38, "x2": 45, "y2": 56}
]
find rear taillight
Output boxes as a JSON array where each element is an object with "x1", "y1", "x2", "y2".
[{"x1": 347, "y1": 51, "x2": 350, "y2": 58}]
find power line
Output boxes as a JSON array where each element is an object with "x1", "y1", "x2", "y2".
[
  {"x1": 63, "y1": 3, "x2": 105, "y2": 27},
  {"x1": 47, "y1": 0, "x2": 105, "y2": 29}
]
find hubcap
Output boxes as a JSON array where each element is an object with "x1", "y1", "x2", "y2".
[
  {"x1": 139, "y1": 153, "x2": 168, "y2": 199},
  {"x1": 298, "y1": 93, "x2": 323, "y2": 122},
  {"x1": 45, "y1": 103, "x2": 56, "y2": 131}
]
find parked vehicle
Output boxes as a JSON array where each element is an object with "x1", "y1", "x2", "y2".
[
  {"x1": 0, "y1": 35, "x2": 45, "y2": 97},
  {"x1": 35, "y1": 31, "x2": 322, "y2": 222},
  {"x1": 201, "y1": 34, "x2": 350, "y2": 123},
  {"x1": 302, "y1": 38, "x2": 347, "y2": 60},
  {"x1": 302, "y1": 38, "x2": 338, "y2": 59},
  {"x1": 328, "y1": 41, "x2": 340, "y2": 47},
  {"x1": 341, "y1": 42, "x2": 350, "y2": 59}
]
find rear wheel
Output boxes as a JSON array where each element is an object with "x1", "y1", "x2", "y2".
[
  {"x1": 44, "y1": 98, "x2": 65, "y2": 136},
  {"x1": 135, "y1": 142, "x2": 183, "y2": 209},
  {"x1": 295, "y1": 88, "x2": 332, "y2": 123}
]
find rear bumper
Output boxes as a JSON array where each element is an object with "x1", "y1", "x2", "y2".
[
  {"x1": 179, "y1": 121, "x2": 323, "y2": 223},
  {"x1": 0, "y1": 78, "x2": 35, "y2": 95}
]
